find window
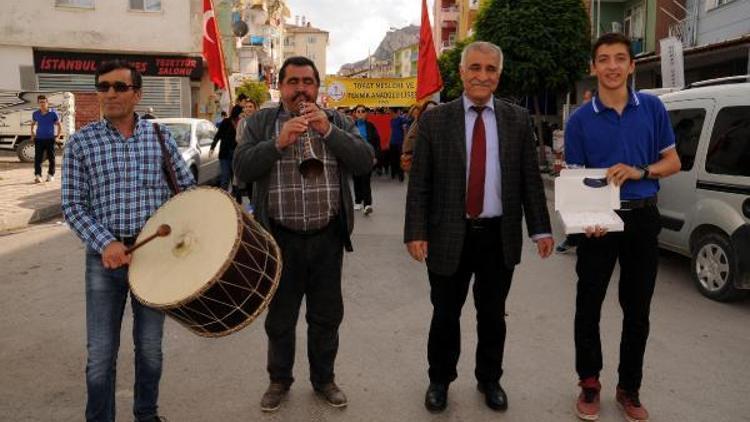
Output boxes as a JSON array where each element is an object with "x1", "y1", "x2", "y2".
[
  {"x1": 624, "y1": 4, "x2": 645, "y2": 39},
  {"x1": 668, "y1": 108, "x2": 705, "y2": 171},
  {"x1": 705, "y1": 106, "x2": 750, "y2": 177},
  {"x1": 55, "y1": 0, "x2": 94, "y2": 7},
  {"x1": 197, "y1": 122, "x2": 215, "y2": 146},
  {"x1": 129, "y1": 0, "x2": 161, "y2": 12},
  {"x1": 705, "y1": 0, "x2": 734, "y2": 11}
]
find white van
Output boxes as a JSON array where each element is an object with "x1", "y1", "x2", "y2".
[
  {"x1": 0, "y1": 90, "x2": 76, "y2": 162},
  {"x1": 657, "y1": 76, "x2": 750, "y2": 301}
]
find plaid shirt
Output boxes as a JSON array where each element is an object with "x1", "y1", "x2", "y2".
[
  {"x1": 268, "y1": 110, "x2": 340, "y2": 231},
  {"x1": 61, "y1": 115, "x2": 195, "y2": 253}
]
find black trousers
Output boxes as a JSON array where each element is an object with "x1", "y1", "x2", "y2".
[
  {"x1": 389, "y1": 144, "x2": 404, "y2": 181},
  {"x1": 574, "y1": 206, "x2": 661, "y2": 391},
  {"x1": 427, "y1": 219, "x2": 514, "y2": 384},
  {"x1": 352, "y1": 172, "x2": 372, "y2": 206},
  {"x1": 34, "y1": 138, "x2": 55, "y2": 177},
  {"x1": 265, "y1": 221, "x2": 344, "y2": 387}
]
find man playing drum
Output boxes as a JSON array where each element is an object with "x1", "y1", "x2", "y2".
[
  {"x1": 234, "y1": 56, "x2": 374, "y2": 412},
  {"x1": 61, "y1": 60, "x2": 194, "y2": 422}
]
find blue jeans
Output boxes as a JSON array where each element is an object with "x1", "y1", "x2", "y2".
[
  {"x1": 219, "y1": 158, "x2": 233, "y2": 191},
  {"x1": 85, "y1": 249, "x2": 165, "y2": 422}
]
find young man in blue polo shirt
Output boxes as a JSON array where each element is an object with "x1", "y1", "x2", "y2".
[
  {"x1": 31, "y1": 94, "x2": 62, "y2": 183},
  {"x1": 565, "y1": 33, "x2": 681, "y2": 422}
]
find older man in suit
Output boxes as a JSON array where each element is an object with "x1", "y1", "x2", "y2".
[{"x1": 404, "y1": 41, "x2": 554, "y2": 413}]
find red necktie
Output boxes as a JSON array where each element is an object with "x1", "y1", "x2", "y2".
[{"x1": 466, "y1": 106, "x2": 486, "y2": 218}]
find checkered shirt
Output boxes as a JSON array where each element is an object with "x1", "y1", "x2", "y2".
[
  {"x1": 268, "y1": 110, "x2": 340, "y2": 232},
  {"x1": 61, "y1": 115, "x2": 195, "y2": 253}
]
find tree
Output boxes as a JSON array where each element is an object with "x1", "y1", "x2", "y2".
[
  {"x1": 235, "y1": 79, "x2": 270, "y2": 106},
  {"x1": 438, "y1": 38, "x2": 472, "y2": 102},
  {"x1": 474, "y1": 0, "x2": 591, "y2": 165}
]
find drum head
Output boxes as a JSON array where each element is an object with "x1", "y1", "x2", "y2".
[{"x1": 129, "y1": 187, "x2": 242, "y2": 307}]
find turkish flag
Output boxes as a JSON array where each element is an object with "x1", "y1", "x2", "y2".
[
  {"x1": 416, "y1": 0, "x2": 443, "y2": 101},
  {"x1": 203, "y1": 0, "x2": 226, "y2": 89}
]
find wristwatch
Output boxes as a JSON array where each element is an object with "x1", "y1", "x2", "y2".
[{"x1": 637, "y1": 164, "x2": 650, "y2": 180}]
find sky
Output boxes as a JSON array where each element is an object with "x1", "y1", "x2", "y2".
[{"x1": 283, "y1": 0, "x2": 434, "y2": 74}]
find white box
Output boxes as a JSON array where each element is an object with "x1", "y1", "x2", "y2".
[{"x1": 554, "y1": 169, "x2": 624, "y2": 234}]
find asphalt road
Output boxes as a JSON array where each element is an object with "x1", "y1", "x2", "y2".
[{"x1": 1, "y1": 178, "x2": 749, "y2": 421}]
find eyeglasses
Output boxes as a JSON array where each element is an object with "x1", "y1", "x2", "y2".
[{"x1": 95, "y1": 81, "x2": 138, "y2": 93}]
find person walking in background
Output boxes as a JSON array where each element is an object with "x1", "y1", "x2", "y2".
[
  {"x1": 566, "y1": 33, "x2": 680, "y2": 422},
  {"x1": 404, "y1": 41, "x2": 554, "y2": 414},
  {"x1": 30, "y1": 94, "x2": 62, "y2": 183},
  {"x1": 61, "y1": 59, "x2": 194, "y2": 422},
  {"x1": 352, "y1": 105, "x2": 380, "y2": 215},
  {"x1": 401, "y1": 100, "x2": 438, "y2": 173},
  {"x1": 388, "y1": 107, "x2": 409, "y2": 182},
  {"x1": 233, "y1": 98, "x2": 259, "y2": 205},
  {"x1": 211, "y1": 105, "x2": 243, "y2": 192}
]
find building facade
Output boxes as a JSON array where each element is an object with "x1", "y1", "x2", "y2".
[
  {"x1": 283, "y1": 20, "x2": 329, "y2": 77},
  {"x1": 0, "y1": 0, "x2": 215, "y2": 124},
  {"x1": 393, "y1": 44, "x2": 418, "y2": 78}
]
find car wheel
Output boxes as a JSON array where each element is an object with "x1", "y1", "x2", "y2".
[
  {"x1": 691, "y1": 231, "x2": 744, "y2": 302},
  {"x1": 16, "y1": 138, "x2": 34, "y2": 163}
]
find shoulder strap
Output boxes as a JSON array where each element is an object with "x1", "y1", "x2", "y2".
[{"x1": 152, "y1": 122, "x2": 181, "y2": 196}]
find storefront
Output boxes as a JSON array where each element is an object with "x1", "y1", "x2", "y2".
[{"x1": 33, "y1": 50, "x2": 204, "y2": 126}]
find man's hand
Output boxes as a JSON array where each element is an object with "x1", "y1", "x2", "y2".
[
  {"x1": 536, "y1": 237, "x2": 554, "y2": 258},
  {"x1": 278, "y1": 115, "x2": 310, "y2": 149},
  {"x1": 406, "y1": 240, "x2": 428, "y2": 262},
  {"x1": 584, "y1": 225, "x2": 608, "y2": 238},
  {"x1": 208, "y1": 148, "x2": 214, "y2": 158},
  {"x1": 300, "y1": 102, "x2": 331, "y2": 136},
  {"x1": 606, "y1": 163, "x2": 642, "y2": 186},
  {"x1": 101, "y1": 241, "x2": 131, "y2": 269}
]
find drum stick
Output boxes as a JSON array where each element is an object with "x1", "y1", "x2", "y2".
[{"x1": 125, "y1": 224, "x2": 171, "y2": 255}]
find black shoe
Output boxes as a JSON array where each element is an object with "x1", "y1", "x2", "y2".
[
  {"x1": 424, "y1": 383, "x2": 448, "y2": 413},
  {"x1": 477, "y1": 382, "x2": 508, "y2": 411}
]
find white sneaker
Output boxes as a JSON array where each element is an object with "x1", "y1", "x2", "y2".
[
  {"x1": 363, "y1": 205, "x2": 373, "y2": 216},
  {"x1": 34, "y1": 175, "x2": 43, "y2": 183},
  {"x1": 353, "y1": 203, "x2": 363, "y2": 210},
  {"x1": 46, "y1": 175, "x2": 55, "y2": 182}
]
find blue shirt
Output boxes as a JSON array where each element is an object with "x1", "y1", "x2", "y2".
[
  {"x1": 355, "y1": 119, "x2": 368, "y2": 141},
  {"x1": 389, "y1": 115, "x2": 409, "y2": 146},
  {"x1": 61, "y1": 115, "x2": 195, "y2": 253},
  {"x1": 463, "y1": 94, "x2": 502, "y2": 217},
  {"x1": 32, "y1": 109, "x2": 59, "y2": 139},
  {"x1": 564, "y1": 90, "x2": 675, "y2": 200}
]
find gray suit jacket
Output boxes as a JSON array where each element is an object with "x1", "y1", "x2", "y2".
[
  {"x1": 233, "y1": 105, "x2": 374, "y2": 250},
  {"x1": 404, "y1": 96, "x2": 551, "y2": 275}
]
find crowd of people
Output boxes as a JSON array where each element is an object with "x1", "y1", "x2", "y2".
[{"x1": 59, "y1": 32, "x2": 680, "y2": 422}]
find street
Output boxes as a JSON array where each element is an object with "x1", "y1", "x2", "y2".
[{"x1": 1, "y1": 178, "x2": 749, "y2": 422}]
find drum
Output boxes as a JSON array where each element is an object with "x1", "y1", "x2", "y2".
[{"x1": 128, "y1": 187, "x2": 281, "y2": 337}]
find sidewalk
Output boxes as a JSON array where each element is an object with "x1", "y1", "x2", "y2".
[{"x1": 0, "y1": 151, "x2": 62, "y2": 232}]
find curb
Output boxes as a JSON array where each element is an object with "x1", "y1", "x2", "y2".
[{"x1": 0, "y1": 203, "x2": 62, "y2": 233}]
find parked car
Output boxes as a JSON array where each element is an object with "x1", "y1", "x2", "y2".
[
  {"x1": 0, "y1": 90, "x2": 75, "y2": 162},
  {"x1": 152, "y1": 118, "x2": 219, "y2": 186},
  {"x1": 656, "y1": 76, "x2": 750, "y2": 301}
]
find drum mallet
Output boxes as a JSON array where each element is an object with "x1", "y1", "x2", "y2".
[{"x1": 125, "y1": 224, "x2": 172, "y2": 255}]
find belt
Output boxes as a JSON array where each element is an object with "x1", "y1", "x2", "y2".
[
  {"x1": 114, "y1": 235, "x2": 137, "y2": 247},
  {"x1": 270, "y1": 219, "x2": 332, "y2": 237},
  {"x1": 620, "y1": 196, "x2": 657, "y2": 210},
  {"x1": 465, "y1": 217, "x2": 502, "y2": 230}
]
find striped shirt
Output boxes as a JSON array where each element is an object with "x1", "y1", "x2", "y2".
[
  {"x1": 61, "y1": 115, "x2": 195, "y2": 253},
  {"x1": 267, "y1": 110, "x2": 340, "y2": 232}
]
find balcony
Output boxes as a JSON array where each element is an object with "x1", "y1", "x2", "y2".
[
  {"x1": 441, "y1": 6, "x2": 459, "y2": 22},
  {"x1": 669, "y1": 15, "x2": 697, "y2": 48}
]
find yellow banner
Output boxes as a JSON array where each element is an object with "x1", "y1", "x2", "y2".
[{"x1": 323, "y1": 76, "x2": 417, "y2": 108}]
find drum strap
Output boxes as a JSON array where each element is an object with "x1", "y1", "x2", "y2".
[{"x1": 152, "y1": 122, "x2": 182, "y2": 196}]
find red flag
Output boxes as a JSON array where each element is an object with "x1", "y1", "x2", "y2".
[
  {"x1": 417, "y1": 0, "x2": 443, "y2": 101},
  {"x1": 203, "y1": 0, "x2": 227, "y2": 89}
]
